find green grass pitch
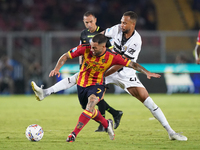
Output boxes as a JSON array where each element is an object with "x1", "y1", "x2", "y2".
[{"x1": 0, "y1": 94, "x2": 200, "y2": 150}]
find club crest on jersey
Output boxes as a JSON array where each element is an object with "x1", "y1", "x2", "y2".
[
  {"x1": 122, "y1": 46, "x2": 127, "y2": 52},
  {"x1": 102, "y1": 59, "x2": 106, "y2": 63}
]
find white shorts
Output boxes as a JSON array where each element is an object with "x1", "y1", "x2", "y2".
[{"x1": 105, "y1": 72, "x2": 145, "y2": 93}]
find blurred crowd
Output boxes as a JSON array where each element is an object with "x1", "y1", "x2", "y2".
[
  {"x1": 0, "y1": 0, "x2": 158, "y2": 95},
  {"x1": 0, "y1": 0, "x2": 200, "y2": 95},
  {"x1": 0, "y1": 0, "x2": 157, "y2": 31},
  {"x1": 192, "y1": 0, "x2": 200, "y2": 12}
]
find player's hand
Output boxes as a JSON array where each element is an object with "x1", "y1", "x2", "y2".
[
  {"x1": 49, "y1": 69, "x2": 61, "y2": 77},
  {"x1": 147, "y1": 72, "x2": 161, "y2": 79}
]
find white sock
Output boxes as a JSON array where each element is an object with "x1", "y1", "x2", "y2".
[
  {"x1": 143, "y1": 96, "x2": 175, "y2": 135},
  {"x1": 43, "y1": 72, "x2": 78, "y2": 97}
]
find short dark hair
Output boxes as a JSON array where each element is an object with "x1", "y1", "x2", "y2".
[
  {"x1": 92, "y1": 34, "x2": 107, "y2": 45},
  {"x1": 123, "y1": 11, "x2": 138, "y2": 21},
  {"x1": 83, "y1": 11, "x2": 95, "y2": 18}
]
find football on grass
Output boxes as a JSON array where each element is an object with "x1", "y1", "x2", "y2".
[{"x1": 25, "y1": 124, "x2": 44, "y2": 141}]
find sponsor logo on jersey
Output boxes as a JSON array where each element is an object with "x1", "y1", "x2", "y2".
[
  {"x1": 127, "y1": 48, "x2": 136, "y2": 55},
  {"x1": 87, "y1": 35, "x2": 95, "y2": 38}
]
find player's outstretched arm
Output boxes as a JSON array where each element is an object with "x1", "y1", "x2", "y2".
[
  {"x1": 104, "y1": 65, "x2": 123, "y2": 77},
  {"x1": 49, "y1": 52, "x2": 70, "y2": 77},
  {"x1": 128, "y1": 61, "x2": 161, "y2": 79}
]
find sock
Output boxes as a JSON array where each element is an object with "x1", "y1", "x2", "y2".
[
  {"x1": 92, "y1": 108, "x2": 108, "y2": 128},
  {"x1": 43, "y1": 72, "x2": 78, "y2": 97},
  {"x1": 104, "y1": 99, "x2": 119, "y2": 117},
  {"x1": 97, "y1": 100, "x2": 106, "y2": 118},
  {"x1": 143, "y1": 96, "x2": 175, "y2": 135},
  {"x1": 72, "y1": 110, "x2": 92, "y2": 137}
]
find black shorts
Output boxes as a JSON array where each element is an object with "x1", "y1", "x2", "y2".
[{"x1": 77, "y1": 85, "x2": 105, "y2": 109}]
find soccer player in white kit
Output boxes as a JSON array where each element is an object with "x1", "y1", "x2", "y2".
[{"x1": 32, "y1": 11, "x2": 187, "y2": 141}]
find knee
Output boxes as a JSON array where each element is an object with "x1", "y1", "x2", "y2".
[
  {"x1": 86, "y1": 94, "x2": 99, "y2": 112},
  {"x1": 135, "y1": 93, "x2": 149, "y2": 103}
]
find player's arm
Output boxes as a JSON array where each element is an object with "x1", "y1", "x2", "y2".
[
  {"x1": 194, "y1": 44, "x2": 200, "y2": 64},
  {"x1": 49, "y1": 52, "x2": 71, "y2": 77},
  {"x1": 128, "y1": 61, "x2": 161, "y2": 79},
  {"x1": 79, "y1": 56, "x2": 83, "y2": 65},
  {"x1": 104, "y1": 65, "x2": 123, "y2": 77},
  {"x1": 79, "y1": 39, "x2": 83, "y2": 66}
]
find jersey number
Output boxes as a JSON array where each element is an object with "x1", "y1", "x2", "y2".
[
  {"x1": 130, "y1": 77, "x2": 136, "y2": 81},
  {"x1": 68, "y1": 78, "x2": 71, "y2": 83}
]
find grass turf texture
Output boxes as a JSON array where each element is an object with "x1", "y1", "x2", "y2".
[{"x1": 0, "y1": 94, "x2": 199, "y2": 150}]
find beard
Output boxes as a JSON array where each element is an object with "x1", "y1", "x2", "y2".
[{"x1": 122, "y1": 28, "x2": 130, "y2": 34}]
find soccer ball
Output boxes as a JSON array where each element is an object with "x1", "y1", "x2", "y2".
[{"x1": 25, "y1": 124, "x2": 44, "y2": 142}]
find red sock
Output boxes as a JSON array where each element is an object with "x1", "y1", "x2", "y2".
[
  {"x1": 72, "y1": 110, "x2": 92, "y2": 136},
  {"x1": 92, "y1": 109, "x2": 108, "y2": 128}
]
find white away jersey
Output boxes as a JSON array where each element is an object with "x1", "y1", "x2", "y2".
[{"x1": 105, "y1": 24, "x2": 142, "y2": 76}]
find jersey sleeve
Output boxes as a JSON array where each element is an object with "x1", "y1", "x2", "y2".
[
  {"x1": 197, "y1": 30, "x2": 200, "y2": 45},
  {"x1": 68, "y1": 45, "x2": 86, "y2": 59},
  {"x1": 105, "y1": 24, "x2": 120, "y2": 38},
  {"x1": 112, "y1": 54, "x2": 131, "y2": 67}
]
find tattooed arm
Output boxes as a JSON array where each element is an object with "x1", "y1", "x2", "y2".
[
  {"x1": 104, "y1": 65, "x2": 123, "y2": 77},
  {"x1": 128, "y1": 61, "x2": 161, "y2": 79},
  {"x1": 49, "y1": 52, "x2": 71, "y2": 77}
]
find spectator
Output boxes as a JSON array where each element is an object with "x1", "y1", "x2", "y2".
[
  {"x1": 0, "y1": 55, "x2": 14, "y2": 94},
  {"x1": 0, "y1": 0, "x2": 157, "y2": 31},
  {"x1": 27, "y1": 60, "x2": 43, "y2": 94}
]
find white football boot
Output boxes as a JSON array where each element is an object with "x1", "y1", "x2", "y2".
[
  {"x1": 106, "y1": 119, "x2": 115, "y2": 140},
  {"x1": 169, "y1": 132, "x2": 187, "y2": 141},
  {"x1": 31, "y1": 81, "x2": 44, "y2": 101}
]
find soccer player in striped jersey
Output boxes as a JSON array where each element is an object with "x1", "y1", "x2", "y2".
[
  {"x1": 33, "y1": 34, "x2": 160, "y2": 142},
  {"x1": 31, "y1": 11, "x2": 123, "y2": 132},
  {"x1": 79, "y1": 11, "x2": 123, "y2": 132}
]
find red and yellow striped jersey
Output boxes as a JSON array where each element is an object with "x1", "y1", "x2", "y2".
[{"x1": 68, "y1": 44, "x2": 131, "y2": 87}]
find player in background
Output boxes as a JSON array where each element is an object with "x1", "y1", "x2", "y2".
[
  {"x1": 192, "y1": 30, "x2": 200, "y2": 93},
  {"x1": 194, "y1": 30, "x2": 200, "y2": 64},
  {"x1": 31, "y1": 11, "x2": 123, "y2": 132},
  {"x1": 32, "y1": 33, "x2": 161, "y2": 142}
]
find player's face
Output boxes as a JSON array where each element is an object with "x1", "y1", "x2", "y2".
[
  {"x1": 83, "y1": 15, "x2": 97, "y2": 33},
  {"x1": 120, "y1": 16, "x2": 135, "y2": 34},
  {"x1": 90, "y1": 41, "x2": 105, "y2": 56}
]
